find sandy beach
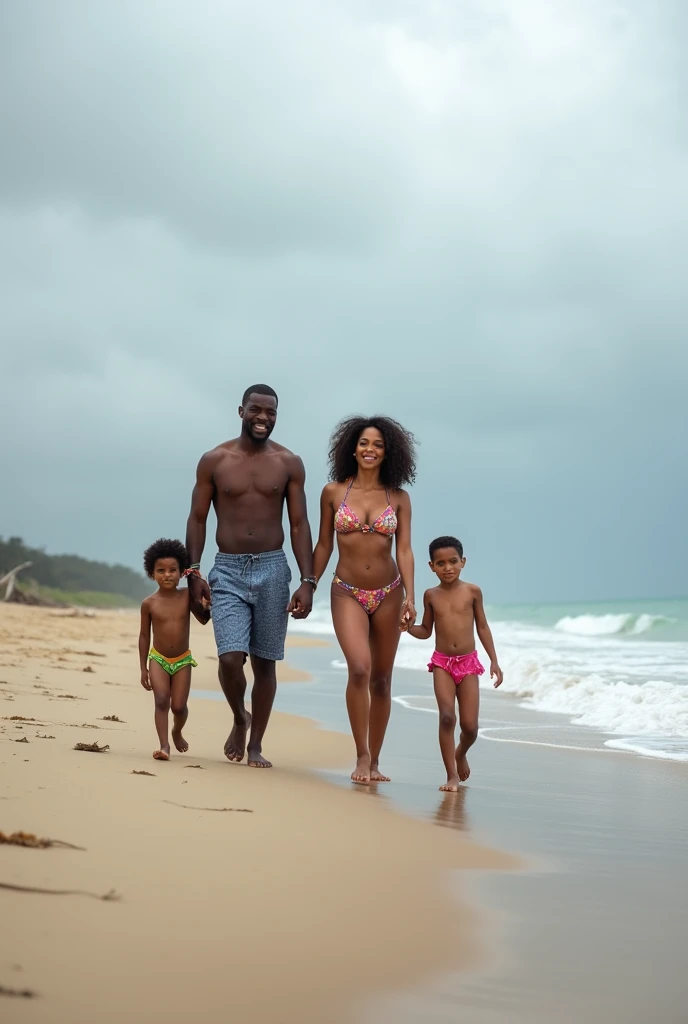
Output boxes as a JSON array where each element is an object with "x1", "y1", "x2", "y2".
[{"x1": 0, "y1": 605, "x2": 514, "y2": 1022}]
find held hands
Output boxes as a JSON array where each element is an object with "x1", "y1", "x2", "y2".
[
  {"x1": 400, "y1": 597, "x2": 416, "y2": 631},
  {"x1": 287, "y1": 582, "x2": 313, "y2": 619},
  {"x1": 490, "y1": 661, "x2": 503, "y2": 688},
  {"x1": 140, "y1": 668, "x2": 152, "y2": 690},
  {"x1": 188, "y1": 574, "x2": 211, "y2": 613}
]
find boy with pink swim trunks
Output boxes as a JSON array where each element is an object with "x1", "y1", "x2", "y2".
[{"x1": 403, "y1": 536, "x2": 503, "y2": 791}]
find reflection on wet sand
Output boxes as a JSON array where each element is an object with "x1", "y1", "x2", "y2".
[{"x1": 433, "y1": 788, "x2": 469, "y2": 831}]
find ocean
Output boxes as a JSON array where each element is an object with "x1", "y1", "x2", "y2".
[{"x1": 289, "y1": 596, "x2": 688, "y2": 762}]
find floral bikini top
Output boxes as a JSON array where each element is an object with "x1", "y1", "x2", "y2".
[{"x1": 334, "y1": 479, "x2": 397, "y2": 536}]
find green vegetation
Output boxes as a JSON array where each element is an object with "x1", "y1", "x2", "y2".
[{"x1": 0, "y1": 536, "x2": 150, "y2": 606}]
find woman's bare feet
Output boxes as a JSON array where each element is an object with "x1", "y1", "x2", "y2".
[
  {"x1": 224, "y1": 711, "x2": 251, "y2": 763},
  {"x1": 439, "y1": 775, "x2": 460, "y2": 792},
  {"x1": 370, "y1": 762, "x2": 391, "y2": 782},
  {"x1": 171, "y1": 727, "x2": 188, "y2": 753},
  {"x1": 351, "y1": 754, "x2": 371, "y2": 785},
  {"x1": 456, "y1": 753, "x2": 471, "y2": 782},
  {"x1": 153, "y1": 746, "x2": 170, "y2": 761}
]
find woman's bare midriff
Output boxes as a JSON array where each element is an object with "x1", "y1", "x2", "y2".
[{"x1": 334, "y1": 532, "x2": 399, "y2": 589}]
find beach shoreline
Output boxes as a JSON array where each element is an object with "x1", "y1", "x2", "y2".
[
  {"x1": 0, "y1": 605, "x2": 515, "y2": 1023},
  {"x1": 276, "y1": 637, "x2": 688, "y2": 1024}
]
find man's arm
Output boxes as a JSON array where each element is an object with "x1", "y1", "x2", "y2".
[
  {"x1": 474, "y1": 587, "x2": 503, "y2": 686},
  {"x1": 185, "y1": 452, "x2": 216, "y2": 609},
  {"x1": 285, "y1": 455, "x2": 314, "y2": 619}
]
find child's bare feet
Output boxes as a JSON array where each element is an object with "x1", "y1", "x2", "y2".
[
  {"x1": 456, "y1": 753, "x2": 471, "y2": 781},
  {"x1": 153, "y1": 746, "x2": 170, "y2": 761},
  {"x1": 172, "y1": 727, "x2": 188, "y2": 753},
  {"x1": 440, "y1": 775, "x2": 460, "y2": 792},
  {"x1": 351, "y1": 754, "x2": 371, "y2": 784},
  {"x1": 370, "y1": 762, "x2": 391, "y2": 782}
]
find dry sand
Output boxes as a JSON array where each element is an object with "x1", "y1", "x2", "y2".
[{"x1": 0, "y1": 604, "x2": 514, "y2": 1022}]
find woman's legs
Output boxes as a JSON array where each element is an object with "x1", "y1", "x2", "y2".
[
  {"x1": 331, "y1": 584, "x2": 373, "y2": 783},
  {"x1": 368, "y1": 583, "x2": 404, "y2": 781}
]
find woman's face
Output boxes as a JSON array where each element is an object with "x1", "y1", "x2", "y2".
[{"x1": 355, "y1": 426, "x2": 385, "y2": 471}]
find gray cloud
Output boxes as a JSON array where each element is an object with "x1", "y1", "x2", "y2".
[{"x1": 1, "y1": 0, "x2": 686, "y2": 602}]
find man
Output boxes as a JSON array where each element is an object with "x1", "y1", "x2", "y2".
[{"x1": 186, "y1": 384, "x2": 315, "y2": 768}]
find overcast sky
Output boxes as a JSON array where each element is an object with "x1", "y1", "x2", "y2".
[{"x1": 1, "y1": 0, "x2": 686, "y2": 604}]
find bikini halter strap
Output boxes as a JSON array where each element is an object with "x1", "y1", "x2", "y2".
[{"x1": 343, "y1": 478, "x2": 354, "y2": 501}]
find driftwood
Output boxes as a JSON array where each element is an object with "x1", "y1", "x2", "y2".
[{"x1": 0, "y1": 563, "x2": 32, "y2": 601}]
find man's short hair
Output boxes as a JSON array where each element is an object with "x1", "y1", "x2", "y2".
[{"x1": 241, "y1": 384, "x2": 278, "y2": 407}]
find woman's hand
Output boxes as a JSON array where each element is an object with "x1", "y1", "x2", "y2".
[
  {"x1": 140, "y1": 668, "x2": 152, "y2": 690},
  {"x1": 400, "y1": 597, "x2": 416, "y2": 629}
]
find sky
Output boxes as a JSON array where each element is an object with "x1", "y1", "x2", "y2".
[{"x1": 1, "y1": 0, "x2": 686, "y2": 604}]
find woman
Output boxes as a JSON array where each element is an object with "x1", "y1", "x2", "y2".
[{"x1": 313, "y1": 416, "x2": 417, "y2": 784}]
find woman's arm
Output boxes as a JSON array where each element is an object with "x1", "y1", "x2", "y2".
[
  {"x1": 406, "y1": 591, "x2": 433, "y2": 639},
  {"x1": 395, "y1": 490, "x2": 416, "y2": 626},
  {"x1": 138, "y1": 600, "x2": 152, "y2": 689},
  {"x1": 312, "y1": 484, "x2": 336, "y2": 583}
]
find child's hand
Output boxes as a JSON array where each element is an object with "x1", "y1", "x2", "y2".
[
  {"x1": 490, "y1": 662, "x2": 503, "y2": 688},
  {"x1": 140, "y1": 668, "x2": 152, "y2": 690}
]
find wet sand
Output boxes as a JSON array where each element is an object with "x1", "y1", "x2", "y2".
[
  {"x1": 276, "y1": 644, "x2": 688, "y2": 1024},
  {"x1": 0, "y1": 606, "x2": 514, "y2": 1022}
]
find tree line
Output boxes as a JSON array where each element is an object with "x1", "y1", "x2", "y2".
[{"x1": 0, "y1": 536, "x2": 150, "y2": 601}]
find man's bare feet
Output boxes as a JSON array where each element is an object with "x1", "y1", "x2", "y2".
[
  {"x1": 370, "y1": 762, "x2": 391, "y2": 782},
  {"x1": 247, "y1": 748, "x2": 273, "y2": 769},
  {"x1": 456, "y1": 753, "x2": 470, "y2": 782},
  {"x1": 351, "y1": 754, "x2": 371, "y2": 785},
  {"x1": 224, "y1": 710, "x2": 251, "y2": 762},
  {"x1": 153, "y1": 746, "x2": 170, "y2": 761},
  {"x1": 172, "y1": 727, "x2": 188, "y2": 753},
  {"x1": 440, "y1": 775, "x2": 460, "y2": 792}
]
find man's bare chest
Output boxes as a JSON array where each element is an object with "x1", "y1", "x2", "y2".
[{"x1": 213, "y1": 458, "x2": 289, "y2": 501}]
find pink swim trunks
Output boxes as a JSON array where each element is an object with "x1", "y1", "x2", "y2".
[{"x1": 428, "y1": 650, "x2": 485, "y2": 685}]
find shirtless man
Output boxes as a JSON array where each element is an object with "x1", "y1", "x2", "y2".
[{"x1": 186, "y1": 385, "x2": 315, "y2": 768}]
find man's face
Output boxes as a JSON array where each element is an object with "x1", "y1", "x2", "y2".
[{"x1": 239, "y1": 393, "x2": 277, "y2": 442}]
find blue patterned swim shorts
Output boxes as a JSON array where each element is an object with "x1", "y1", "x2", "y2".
[{"x1": 208, "y1": 550, "x2": 292, "y2": 662}]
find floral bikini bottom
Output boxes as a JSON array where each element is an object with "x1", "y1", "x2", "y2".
[{"x1": 333, "y1": 574, "x2": 401, "y2": 615}]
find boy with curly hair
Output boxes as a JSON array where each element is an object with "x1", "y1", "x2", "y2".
[{"x1": 139, "y1": 538, "x2": 210, "y2": 761}]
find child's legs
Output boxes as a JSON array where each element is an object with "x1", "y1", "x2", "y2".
[
  {"x1": 456, "y1": 674, "x2": 480, "y2": 758},
  {"x1": 149, "y1": 660, "x2": 172, "y2": 750},
  {"x1": 170, "y1": 665, "x2": 191, "y2": 749},
  {"x1": 433, "y1": 667, "x2": 459, "y2": 781}
]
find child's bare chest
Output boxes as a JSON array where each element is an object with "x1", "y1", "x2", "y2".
[
  {"x1": 433, "y1": 590, "x2": 474, "y2": 625},
  {"x1": 150, "y1": 593, "x2": 188, "y2": 629}
]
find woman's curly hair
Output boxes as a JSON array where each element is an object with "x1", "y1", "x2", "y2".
[
  {"x1": 143, "y1": 538, "x2": 190, "y2": 579},
  {"x1": 328, "y1": 415, "x2": 417, "y2": 490}
]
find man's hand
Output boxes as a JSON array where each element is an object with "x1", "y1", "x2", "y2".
[
  {"x1": 490, "y1": 661, "x2": 503, "y2": 688},
  {"x1": 140, "y1": 668, "x2": 152, "y2": 690},
  {"x1": 188, "y1": 574, "x2": 211, "y2": 613},
  {"x1": 287, "y1": 583, "x2": 313, "y2": 619}
]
